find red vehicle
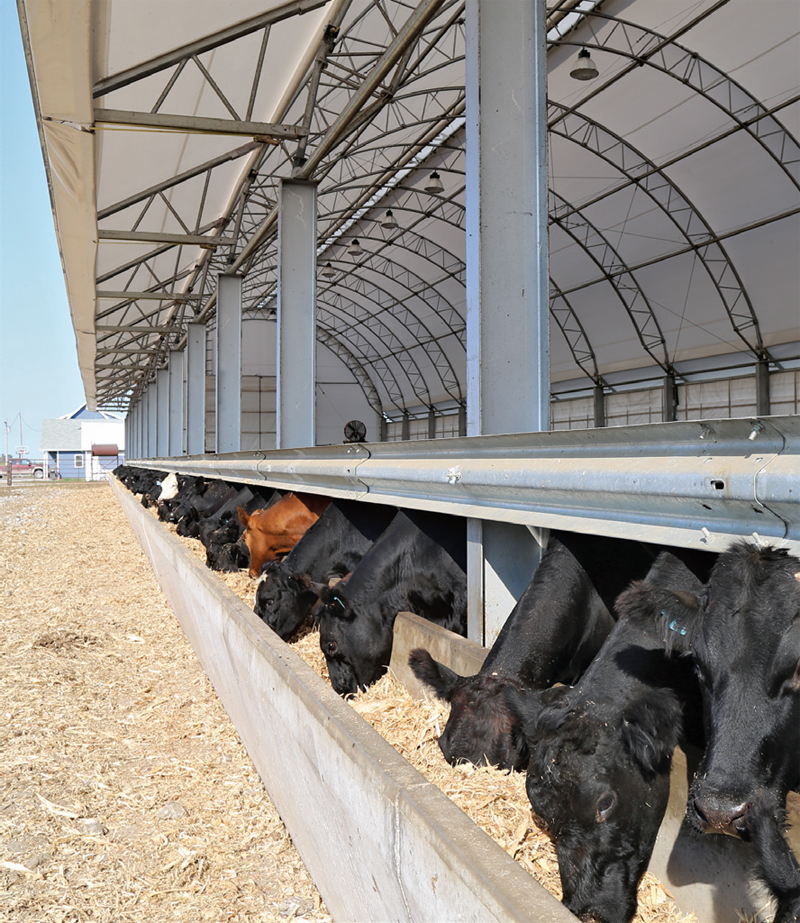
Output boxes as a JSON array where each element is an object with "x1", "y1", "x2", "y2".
[{"x1": 0, "y1": 457, "x2": 46, "y2": 479}]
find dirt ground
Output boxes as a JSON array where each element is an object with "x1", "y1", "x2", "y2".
[{"x1": 0, "y1": 482, "x2": 331, "y2": 923}]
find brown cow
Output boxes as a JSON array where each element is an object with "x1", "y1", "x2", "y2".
[{"x1": 237, "y1": 493, "x2": 331, "y2": 578}]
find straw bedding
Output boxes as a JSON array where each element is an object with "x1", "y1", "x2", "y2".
[
  {"x1": 0, "y1": 479, "x2": 704, "y2": 922},
  {"x1": 0, "y1": 483, "x2": 331, "y2": 923}
]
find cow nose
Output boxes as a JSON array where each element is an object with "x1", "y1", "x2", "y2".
[{"x1": 692, "y1": 796, "x2": 750, "y2": 837}]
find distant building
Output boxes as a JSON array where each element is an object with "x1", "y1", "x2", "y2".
[{"x1": 40, "y1": 404, "x2": 125, "y2": 480}]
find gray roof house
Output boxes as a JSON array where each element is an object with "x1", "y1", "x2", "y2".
[{"x1": 40, "y1": 404, "x2": 125, "y2": 480}]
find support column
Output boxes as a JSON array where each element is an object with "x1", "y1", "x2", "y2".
[
  {"x1": 127, "y1": 404, "x2": 134, "y2": 461},
  {"x1": 276, "y1": 179, "x2": 317, "y2": 449},
  {"x1": 428, "y1": 408, "x2": 436, "y2": 440},
  {"x1": 216, "y1": 274, "x2": 242, "y2": 453},
  {"x1": 132, "y1": 399, "x2": 140, "y2": 460},
  {"x1": 156, "y1": 368, "x2": 170, "y2": 457},
  {"x1": 136, "y1": 398, "x2": 145, "y2": 459},
  {"x1": 756, "y1": 357, "x2": 771, "y2": 416},
  {"x1": 147, "y1": 380, "x2": 158, "y2": 458},
  {"x1": 168, "y1": 350, "x2": 185, "y2": 457},
  {"x1": 465, "y1": 0, "x2": 550, "y2": 645},
  {"x1": 664, "y1": 372, "x2": 678, "y2": 422},
  {"x1": 186, "y1": 322, "x2": 206, "y2": 456},
  {"x1": 593, "y1": 384, "x2": 606, "y2": 428}
]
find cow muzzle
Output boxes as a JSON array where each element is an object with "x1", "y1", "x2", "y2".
[{"x1": 690, "y1": 794, "x2": 751, "y2": 838}]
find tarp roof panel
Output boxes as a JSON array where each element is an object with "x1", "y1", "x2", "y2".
[{"x1": 19, "y1": 0, "x2": 800, "y2": 416}]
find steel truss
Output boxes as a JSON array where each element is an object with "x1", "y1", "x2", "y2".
[{"x1": 80, "y1": 0, "x2": 797, "y2": 416}]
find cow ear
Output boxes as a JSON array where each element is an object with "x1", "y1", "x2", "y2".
[
  {"x1": 318, "y1": 584, "x2": 335, "y2": 605},
  {"x1": 617, "y1": 584, "x2": 700, "y2": 655},
  {"x1": 503, "y1": 685, "x2": 549, "y2": 742},
  {"x1": 291, "y1": 573, "x2": 324, "y2": 601},
  {"x1": 237, "y1": 506, "x2": 249, "y2": 527},
  {"x1": 766, "y1": 616, "x2": 800, "y2": 697},
  {"x1": 621, "y1": 689, "x2": 682, "y2": 777},
  {"x1": 319, "y1": 585, "x2": 352, "y2": 618},
  {"x1": 407, "y1": 648, "x2": 462, "y2": 700}
]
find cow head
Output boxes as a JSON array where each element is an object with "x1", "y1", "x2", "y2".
[
  {"x1": 206, "y1": 537, "x2": 249, "y2": 572},
  {"x1": 408, "y1": 648, "x2": 529, "y2": 770},
  {"x1": 237, "y1": 506, "x2": 264, "y2": 577},
  {"x1": 673, "y1": 545, "x2": 800, "y2": 840},
  {"x1": 317, "y1": 585, "x2": 392, "y2": 696},
  {"x1": 645, "y1": 543, "x2": 800, "y2": 920},
  {"x1": 509, "y1": 683, "x2": 682, "y2": 923},
  {"x1": 254, "y1": 563, "x2": 321, "y2": 640}
]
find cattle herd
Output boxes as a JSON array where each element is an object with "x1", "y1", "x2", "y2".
[{"x1": 114, "y1": 465, "x2": 800, "y2": 923}]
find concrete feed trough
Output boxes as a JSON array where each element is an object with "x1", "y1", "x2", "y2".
[
  {"x1": 110, "y1": 476, "x2": 799, "y2": 923},
  {"x1": 109, "y1": 476, "x2": 574, "y2": 923}
]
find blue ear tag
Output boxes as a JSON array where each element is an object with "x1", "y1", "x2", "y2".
[{"x1": 666, "y1": 616, "x2": 687, "y2": 636}]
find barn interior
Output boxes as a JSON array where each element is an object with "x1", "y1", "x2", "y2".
[
  {"x1": 17, "y1": 0, "x2": 800, "y2": 628},
  {"x1": 15, "y1": 2, "x2": 800, "y2": 921}
]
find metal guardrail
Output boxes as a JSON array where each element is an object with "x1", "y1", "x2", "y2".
[{"x1": 131, "y1": 415, "x2": 799, "y2": 555}]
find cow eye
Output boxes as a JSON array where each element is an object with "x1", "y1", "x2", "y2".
[
  {"x1": 326, "y1": 641, "x2": 338, "y2": 656},
  {"x1": 595, "y1": 792, "x2": 616, "y2": 821}
]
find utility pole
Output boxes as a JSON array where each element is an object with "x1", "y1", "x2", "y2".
[{"x1": 3, "y1": 419, "x2": 11, "y2": 485}]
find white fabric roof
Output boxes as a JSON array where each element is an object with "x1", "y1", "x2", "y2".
[{"x1": 18, "y1": 0, "x2": 800, "y2": 415}]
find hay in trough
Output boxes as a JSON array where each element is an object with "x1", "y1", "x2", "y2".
[
  {"x1": 205, "y1": 539, "x2": 701, "y2": 923},
  {"x1": 148, "y1": 488, "x2": 759, "y2": 923}
]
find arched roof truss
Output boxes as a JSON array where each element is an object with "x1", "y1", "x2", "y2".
[{"x1": 18, "y1": 0, "x2": 799, "y2": 412}]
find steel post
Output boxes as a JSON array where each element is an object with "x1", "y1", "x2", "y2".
[
  {"x1": 156, "y1": 369, "x2": 170, "y2": 458},
  {"x1": 465, "y1": 0, "x2": 550, "y2": 642},
  {"x1": 147, "y1": 381, "x2": 158, "y2": 458},
  {"x1": 215, "y1": 274, "x2": 242, "y2": 453},
  {"x1": 186, "y1": 323, "x2": 206, "y2": 456},
  {"x1": 168, "y1": 349, "x2": 185, "y2": 457},
  {"x1": 276, "y1": 179, "x2": 316, "y2": 449}
]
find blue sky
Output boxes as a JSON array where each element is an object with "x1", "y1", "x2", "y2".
[{"x1": 0, "y1": 3, "x2": 88, "y2": 459}]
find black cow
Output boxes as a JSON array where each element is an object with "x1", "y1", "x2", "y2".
[
  {"x1": 408, "y1": 535, "x2": 616, "y2": 770},
  {"x1": 113, "y1": 464, "x2": 163, "y2": 496},
  {"x1": 648, "y1": 541, "x2": 800, "y2": 923},
  {"x1": 254, "y1": 500, "x2": 398, "y2": 640},
  {"x1": 318, "y1": 509, "x2": 467, "y2": 696},
  {"x1": 506, "y1": 551, "x2": 708, "y2": 923},
  {"x1": 159, "y1": 477, "x2": 247, "y2": 535},
  {"x1": 113, "y1": 465, "x2": 167, "y2": 506}
]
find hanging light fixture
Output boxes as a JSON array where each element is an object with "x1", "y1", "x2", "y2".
[
  {"x1": 569, "y1": 47, "x2": 598, "y2": 80},
  {"x1": 424, "y1": 171, "x2": 444, "y2": 194},
  {"x1": 381, "y1": 209, "x2": 398, "y2": 230},
  {"x1": 321, "y1": 262, "x2": 335, "y2": 279},
  {"x1": 348, "y1": 239, "x2": 363, "y2": 256}
]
